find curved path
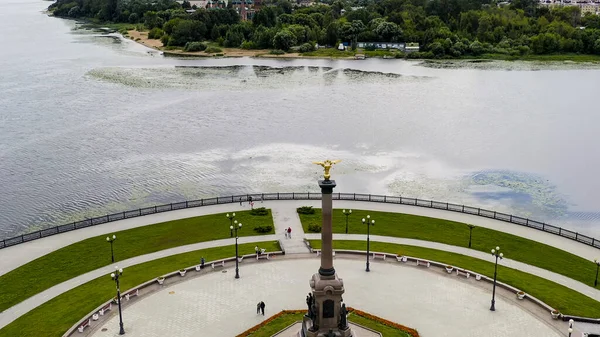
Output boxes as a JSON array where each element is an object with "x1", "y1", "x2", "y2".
[
  {"x1": 1, "y1": 200, "x2": 599, "y2": 332},
  {"x1": 89, "y1": 258, "x2": 563, "y2": 337}
]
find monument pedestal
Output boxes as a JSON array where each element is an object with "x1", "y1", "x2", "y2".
[{"x1": 304, "y1": 273, "x2": 352, "y2": 337}]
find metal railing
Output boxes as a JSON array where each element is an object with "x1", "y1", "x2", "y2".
[{"x1": 1, "y1": 192, "x2": 599, "y2": 251}]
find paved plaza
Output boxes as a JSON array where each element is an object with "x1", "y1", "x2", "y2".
[{"x1": 91, "y1": 259, "x2": 562, "y2": 337}]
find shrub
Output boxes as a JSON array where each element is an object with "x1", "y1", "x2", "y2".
[
  {"x1": 135, "y1": 38, "x2": 141, "y2": 41},
  {"x1": 364, "y1": 45, "x2": 376, "y2": 51},
  {"x1": 148, "y1": 28, "x2": 164, "y2": 39},
  {"x1": 205, "y1": 46, "x2": 222, "y2": 53},
  {"x1": 253, "y1": 225, "x2": 273, "y2": 233},
  {"x1": 308, "y1": 224, "x2": 321, "y2": 233},
  {"x1": 184, "y1": 41, "x2": 207, "y2": 52},
  {"x1": 250, "y1": 207, "x2": 269, "y2": 216},
  {"x1": 160, "y1": 34, "x2": 170, "y2": 46},
  {"x1": 241, "y1": 40, "x2": 257, "y2": 49},
  {"x1": 269, "y1": 49, "x2": 285, "y2": 55},
  {"x1": 298, "y1": 42, "x2": 315, "y2": 53},
  {"x1": 297, "y1": 206, "x2": 315, "y2": 214}
]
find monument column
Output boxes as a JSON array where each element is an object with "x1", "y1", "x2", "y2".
[{"x1": 318, "y1": 180, "x2": 336, "y2": 278}]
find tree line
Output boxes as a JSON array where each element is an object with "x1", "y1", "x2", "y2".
[{"x1": 49, "y1": 0, "x2": 600, "y2": 57}]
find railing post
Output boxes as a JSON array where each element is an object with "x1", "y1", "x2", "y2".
[
  {"x1": 217, "y1": 197, "x2": 219, "y2": 203},
  {"x1": 293, "y1": 192, "x2": 295, "y2": 199},
  {"x1": 462, "y1": 205, "x2": 464, "y2": 212},
  {"x1": 384, "y1": 196, "x2": 386, "y2": 202},
  {"x1": 477, "y1": 208, "x2": 480, "y2": 215},
  {"x1": 21, "y1": 234, "x2": 24, "y2": 242},
  {"x1": 559, "y1": 228, "x2": 562, "y2": 235},
  {"x1": 576, "y1": 233, "x2": 578, "y2": 240},
  {"x1": 430, "y1": 200, "x2": 433, "y2": 207},
  {"x1": 154, "y1": 206, "x2": 157, "y2": 212},
  {"x1": 369, "y1": 194, "x2": 371, "y2": 201},
  {"x1": 526, "y1": 219, "x2": 529, "y2": 226},
  {"x1": 138, "y1": 209, "x2": 141, "y2": 216},
  {"x1": 446, "y1": 202, "x2": 448, "y2": 209},
  {"x1": 122, "y1": 211, "x2": 126, "y2": 218},
  {"x1": 308, "y1": 192, "x2": 310, "y2": 199},
  {"x1": 353, "y1": 193, "x2": 356, "y2": 200},
  {"x1": 185, "y1": 201, "x2": 188, "y2": 208},
  {"x1": 509, "y1": 215, "x2": 512, "y2": 222},
  {"x1": 170, "y1": 203, "x2": 173, "y2": 210},
  {"x1": 201, "y1": 199, "x2": 204, "y2": 206},
  {"x1": 593, "y1": 238, "x2": 595, "y2": 246},
  {"x1": 277, "y1": 192, "x2": 280, "y2": 199},
  {"x1": 493, "y1": 211, "x2": 496, "y2": 218},
  {"x1": 542, "y1": 223, "x2": 545, "y2": 230}
]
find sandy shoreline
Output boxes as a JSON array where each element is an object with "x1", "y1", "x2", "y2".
[{"x1": 126, "y1": 30, "x2": 355, "y2": 59}]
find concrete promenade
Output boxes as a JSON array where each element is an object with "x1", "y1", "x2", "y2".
[{"x1": 0, "y1": 200, "x2": 599, "y2": 332}]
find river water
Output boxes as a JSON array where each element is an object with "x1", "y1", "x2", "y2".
[{"x1": 1, "y1": 0, "x2": 600, "y2": 239}]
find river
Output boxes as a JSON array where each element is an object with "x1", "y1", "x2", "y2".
[{"x1": 1, "y1": 0, "x2": 600, "y2": 239}]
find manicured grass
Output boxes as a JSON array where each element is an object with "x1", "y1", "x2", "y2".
[
  {"x1": 301, "y1": 48, "x2": 356, "y2": 58},
  {"x1": 309, "y1": 240, "x2": 600, "y2": 318},
  {"x1": 348, "y1": 312, "x2": 413, "y2": 337},
  {"x1": 299, "y1": 209, "x2": 599, "y2": 290},
  {"x1": 243, "y1": 311, "x2": 413, "y2": 337},
  {"x1": 0, "y1": 242, "x2": 281, "y2": 337},
  {"x1": 0, "y1": 210, "x2": 274, "y2": 312}
]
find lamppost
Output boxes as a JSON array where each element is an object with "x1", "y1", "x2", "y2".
[
  {"x1": 594, "y1": 259, "x2": 600, "y2": 287},
  {"x1": 362, "y1": 215, "x2": 375, "y2": 272},
  {"x1": 342, "y1": 209, "x2": 352, "y2": 234},
  {"x1": 106, "y1": 235, "x2": 117, "y2": 263},
  {"x1": 110, "y1": 266, "x2": 125, "y2": 335},
  {"x1": 490, "y1": 246, "x2": 504, "y2": 311},
  {"x1": 467, "y1": 225, "x2": 475, "y2": 248},
  {"x1": 227, "y1": 213, "x2": 242, "y2": 279},
  {"x1": 226, "y1": 213, "x2": 236, "y2": 238},
  {"x1": 568, "y1": 319, "x2": 574, "y2": 337}
]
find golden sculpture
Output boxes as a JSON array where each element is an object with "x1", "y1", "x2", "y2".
[{"x1": 313, "y1": 159, "x2": 341, "y2": 181}]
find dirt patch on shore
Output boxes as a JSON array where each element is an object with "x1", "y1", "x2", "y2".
[{"x1": 126, "y1": 30, "x2": 303, "y2": 58}]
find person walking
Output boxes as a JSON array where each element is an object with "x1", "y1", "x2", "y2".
[
  {"x1": 256, "y1": 302, "x2": 261, "y2": 315},
  {"x1": 284, "y1": 228, "x2": 288, "y2": 239},
  {"x1": 248, "y1": 196, "x2": 253, "y2": 205},
  {"x1": 250, "y1": 201, "x2": 254, "y2": 209},
  {"x1": 239, "y1": 197, "x2": 243, "y2": 206},
  {"x1": 260, "y1": 301, "x2": 265, "y2": 316},
  {"x1": 287, "y1": 227, "x2": 292, "y2": 239}
]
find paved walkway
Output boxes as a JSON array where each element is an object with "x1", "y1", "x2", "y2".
[
  {"x1": 2, "y1": 200, "x2": 598, "y2": 276},
  {"x1": 0, "y1": 235, "x2": 276, "y2": 329},
  {"x1": 1, "y1": 199, "x2": 600, "y2": 332},
  {"x1": 89, "y1": 258, "x2": 564, "y2": 337}
]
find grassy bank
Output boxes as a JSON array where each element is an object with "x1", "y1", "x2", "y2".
[
  {"x1": 0, "y1": 210, "x2": 274, "y2": 312},
  {"x1": 0, "y1": 242, "x2": 280, "y2": 337},
  {"x1": 299, "y1": 209, "x2": 598, "y2": 290},
  {"x1": 463, "y1": 53, "x2": 600, "y2": 62},
  {"x1": 309, "y1": 240, "x2": 600, "y2": 318}
]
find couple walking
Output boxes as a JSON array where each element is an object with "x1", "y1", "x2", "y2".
[
  {"x1": 284, "y1": 227, "x2": 292, "y2": 239},
  {"x1": 256, "y1": 301, "x2": 266, "y2": 315}
]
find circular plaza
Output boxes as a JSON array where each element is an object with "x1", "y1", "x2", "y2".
[{"x1": 90, "y1": 258, "x2": 561, "y2": 337}]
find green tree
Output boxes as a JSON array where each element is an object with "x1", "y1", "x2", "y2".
[
  {"x1": 374, "y1": 21, "x2": 402, "y2": 42},
  {"x1": 169, "y1": 20, "x2": 207, "y2": 46},
  {"x1": 272, "y1": 29, "x2": 297, "y2": 50}
]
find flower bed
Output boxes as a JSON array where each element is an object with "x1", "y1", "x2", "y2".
[
  {"x1": 347, "y1": 307, "x2": 420, "y2": 337},
  {"x1": 235, "y1": 310, "x2": 305, "y2": 337}
]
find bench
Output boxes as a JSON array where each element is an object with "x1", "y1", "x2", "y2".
[
  {"x1": 455, "y1": 269, "x2": 470, "y2": 279},
  {"x1": 257, "y1": 253, "x2": 270, "y2": 260},
  {"x1": 212, "y1": 260, "x2": 225, "y2": 269},
  {"x1": 372, "y1": 253, "x2": 386, "y2": 260},
  {"x1": 316, "y1": 250, "x2": 335, "y2": 257},
  {"x1": 77, "y1": 319, "x2": 91, "y2": 333},
  {"x1": 123, "y1": 288, "x2": 139, "y2": 301},
  {"x1": 416, "y1": 259, "x2": 430, "y2": 268},
  {"x1": 99, "y1": 302, "x2": 112, "y2": 316}
]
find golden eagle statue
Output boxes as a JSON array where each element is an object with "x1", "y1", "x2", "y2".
[{"x1": 312, "y1": 159, "x2": 341, "y2": 181}]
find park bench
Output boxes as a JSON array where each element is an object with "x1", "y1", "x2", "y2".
[
  {"x1": 257, "y1": 252, "x2": 270, "y2": 260},
  {"x1": 123, "y1": 288, "x2": 139, "y2": 301},
  {"x1": 99, "y1": 302, "x2": 112, "y2": 316},
  {"x1": 455, "y1": 268, "x2": 471, "y2": 279},
  {"x1": 212, "y1": 260, "x2": 225, "y2": 269},
  {"x1": 316, "y1": 250, "x2": 335, "y2": 257},
  {"x1": 372, "y1": 253, "x2": 386, "y2": 260},
  {"x1": 416, "y1": 259, "x2": 430, "y2": 268},
  {"x1": 77, "y1": 318, "x2": 91, "y2": 333}
]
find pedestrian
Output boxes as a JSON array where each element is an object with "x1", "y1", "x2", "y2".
[
  {"x1": 255, "y1": 246, "x2": 259, "y2": 255},
  {"x1": 239, "y1": 197, "x2": 242, "y2": 206},
  {"x1": 287, "y1": 227, "x2": 292, "y2": 239},
  {"x1": 260, "y1": 301, "x2": 265, "y2": 316},
  {"x1": 250, "y1": 201, "x2": 254, "y2": 209},
  {"x1": 256, "y1": 302, "x2": 261, "y2": 315},
  {"x1": 248, "y1": 196, "x2": 253, "y2": 205},
  {"x1": 284, "y1": 229, "x2": 288, "y2": 239},
  {"x1": 200, "y1": 257, "x2": 205, "y2": 269}
]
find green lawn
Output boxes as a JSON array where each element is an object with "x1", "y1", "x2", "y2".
[
  {"x1": 243, "y1": 311, "x2": 413, "y2": 337},
  {"x1": 0, "y1": 242, "x2": 281, "y2": 337},
  {"x1": 309, "y1": 240, "x2": 600, "y2": 318},
  {"x1": 299, "y1": 209, "x2": 599, "y2": 290},
  {"x1": 0, "y1": 210, "x2": 274, "y2": 312}
]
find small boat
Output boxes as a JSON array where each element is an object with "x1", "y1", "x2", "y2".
[{"x1": 354, "y1": 54, "x2": 365, "y2": 60}]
